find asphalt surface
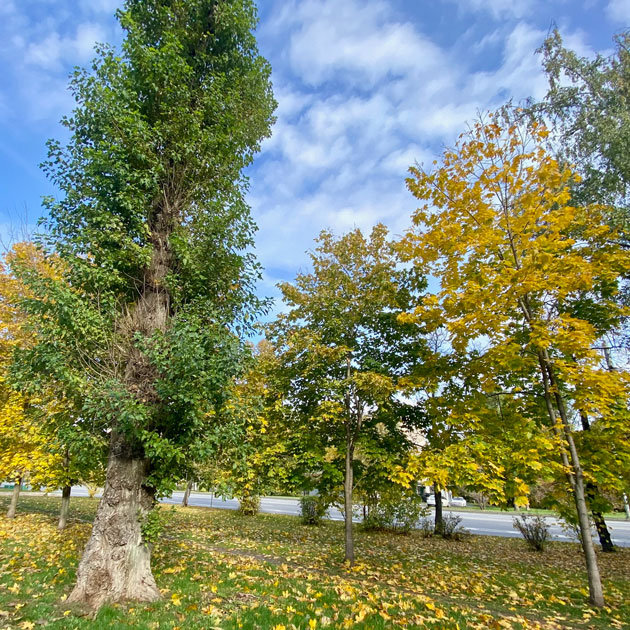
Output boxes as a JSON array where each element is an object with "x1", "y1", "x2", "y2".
[{"x1": 64, "y1": 487, "x2": 630, "y2": 547}]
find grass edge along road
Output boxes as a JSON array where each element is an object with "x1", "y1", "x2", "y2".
[{"x1": 0, "y1": 495, "x2": 629, "y2": 630}]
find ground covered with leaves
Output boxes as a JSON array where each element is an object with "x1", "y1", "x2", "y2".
[{"x1": 0, "y1": 496, "x2": 628, "y2": 630}]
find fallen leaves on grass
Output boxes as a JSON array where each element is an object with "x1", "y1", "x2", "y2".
[{"x1": 0, "y1": 495, "x2": 629, "y2": 630}]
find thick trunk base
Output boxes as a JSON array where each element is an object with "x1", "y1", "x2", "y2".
[
  {"x1": 67, "y1": 433, "x2": 161, "y2": 610},
  {"x1": 58, "y1": 485, "x2": 71, "y2": 531}
]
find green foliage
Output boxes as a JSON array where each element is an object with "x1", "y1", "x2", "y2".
[
  {"x1": 10, "y1": 0, "x2": 276, "y2": 493},
  {"x1": 269, "y1": 224, "x2": 427, "y2": 496},
  {"x1": 238, "y1": 493, "x2": 260, "y2": 516},
  {"x1": 299, "y1": 495, "x2": 329, "y2": 526},
  {"x1": 536, "y1": 30, "x2": 630, "y2": 234},
  {"x1": 513, "y1": 514, "x2": 551, "y2": 552},
  {"x1": 139, "y1": 505, "x2": 173, "y2": 547},
  {"x1": 362, "y1": 489, "x2": 427, "y2": 534}
]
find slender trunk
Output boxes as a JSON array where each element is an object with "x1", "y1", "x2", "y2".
[
  {"x1": 344, "y1": 440, "x2": 354, "y2": 565},
  {"x1": 579, "y1": 412, "x2": 614, "y2": 552},
  {"x1": 58, "y1": 485, "x2": 72, "y2": 531},
  {"x1": 623, "y1": 493, "x2": 630, "y2": 520},
  {"x1": 343, "y1": 353, "x2": 356, "y2": 565},
  {"x1": 182, "y1": 480, "x2": 193, "y2": 507},
  {"x1": 6, "y1": 476, "x2": 21, "y2": 519},
  {"x1": 67, "y1": 431, "x2": 160, "y2": 609},
  {"x1": 543, "y1": 356, "x2": 604, "y2": 607},
  {"x1": 433, "y1": 485, "x2": 443, "y2": 535}
]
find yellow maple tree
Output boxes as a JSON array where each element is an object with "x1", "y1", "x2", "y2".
[
  {"x1": 400, "y1": 112, "x2": 630, "y2": 607},
  {"x1": 0, "y1": 243, "x2": 64, "y2": 517}
]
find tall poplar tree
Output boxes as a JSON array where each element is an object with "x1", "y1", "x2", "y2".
[{"x1": 13, "y1": 0, "x2": 275, "y2": 609}]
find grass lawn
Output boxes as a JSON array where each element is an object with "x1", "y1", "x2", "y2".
[{"x1": 0, "y1": 495, "x2": 628, "y2": 630}]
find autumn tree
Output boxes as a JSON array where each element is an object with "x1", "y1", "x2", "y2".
[
  {"x1": 12, "y1": 0, "x2": 275, "y2": 609},
  {"x1": 269, "y1": 225, "x2": 427, "y2": 564},
  {"x1": 402, "y1": 331, "x2": 559, "y2": 532},
  {"x1": 0, "y1": 243, "x2": 80, "y2": 521},
  {"x1": 401, "y1": 114, "x2": 630, "y2": 607}
]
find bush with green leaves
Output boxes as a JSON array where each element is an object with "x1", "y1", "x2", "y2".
[
  {"x1": 363, "y1": 489, "x2": 428, "y2": 534},
  {"x1": 139, "y1": 505, "x2": 174, "y2": 547},
  {"x1": 438, "y1": 514, "x2": 468, "y2": 540},
  {"x1": 239, "y1": 494, "x2": 260, "y2": 516},
  {"x1": 513, "y1": 514, "x2": 551, "y2": 551},
  {"x1": 300, "y1": 495, "x2": 329, "y2": 526}
]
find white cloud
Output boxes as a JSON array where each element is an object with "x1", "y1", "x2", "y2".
[
  {"x1": 250, "y1": 1, "x2": 561, "y2": 285},
  {"x1": 24, "y1": 22, "x2": 105, "y2": 70},
  {"x1": 448, "y1": 0, "x2": 538, "y2": 19},
  {"x1": 74, "y1": 22, "x2": 106, "y2": 59},
  {"x1": 606, "y1": 0, "x2": 630, "y2": 23},
  {"x1": 80, "y1": 0, "x2": 121, "y2": 14},
  {"x1": 270, "y1": 0, "x2": 445, "y2": 87}
]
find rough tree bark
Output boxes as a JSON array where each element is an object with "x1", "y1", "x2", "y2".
[
  {"x1": 58, "y1": 485, "x2": 72, "y2": 531},
  {"x1": 6, "y1": 476, "x2": 21, "y2": 519},
  {"x1": 182, "y1": 480, "x2": 193, "y2": 507},
  {"x1": 67, "y1": 431, "x2": 160, "y2": 609},
  {"x1": 68, "y1": 209, "x2": 172, "y2": 608}
]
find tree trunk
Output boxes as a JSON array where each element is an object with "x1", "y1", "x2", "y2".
[
  {"x1": 67, "y1": 431, "x2": 160, "y2": 609},
  {"x1": 563, "y1": 428, "x2": 605, "y2": 606},
  {"x1": 623, "y1": 493, "x2": 630, "y2": 520},
  {"x1": 6, "y1": 476, "x2": 21, "y2": 519},
  {"x1": 182, "y1": 480, "x2": 193, "y2": 507},
  {"x1": 433, "y1": 485, "x2": 443, "y2": 535},
  {"x1": 592, "y1": 511, "x2": 614, "y2": 552},
  {"x1": 542, "y1": 357, "x2": 605, "y2": 607},
  {"x1": 344, "y1": 441, "x2": 354, "y2": 565},
  {"x1": 578, "y1": 412, "x2": 615, "y2": 552},
  {"x1": 58, "y1": 485, "x2": 72, "y2": 530},
  {"x1": 66, "y1": 204, "x2": 172, "y2": 608}
]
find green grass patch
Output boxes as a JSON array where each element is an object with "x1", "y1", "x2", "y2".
[{"x1": 0, "y1": 495, "x2": 628, "y2": 629}]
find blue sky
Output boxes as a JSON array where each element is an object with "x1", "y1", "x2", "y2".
[{"x1": 0, "y1": 0, "x2": 628, "y2": 309}]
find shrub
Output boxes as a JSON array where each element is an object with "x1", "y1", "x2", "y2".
[
  {"x1": 417, "y1": 516, "x2": 434, "y2": 538},
  {"x1": 300, "y1": 495, "x2": 328, "y2": 525},
  {"x1": 439, "y1": 514, "x2": 468, "y2": 540},
  {"x1": 363, "y1": 490, "x2": 428, "y2": 534},
  {"x1": 513, "y1": 514, "x2": 551, "y2": 551},
  {"x1": 469, "y1": 491, "x2": 489, "y2": 510},
  {"x1": 139, "y1": 505, "x2": 174, "y2": 547},
  {"x1": 238, "y1": 494, "x2": 260, "y2": 516}
]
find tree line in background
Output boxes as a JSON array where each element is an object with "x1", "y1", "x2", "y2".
[{"x1": 0, "y1": 0, "x2": 628, "y2": 613}]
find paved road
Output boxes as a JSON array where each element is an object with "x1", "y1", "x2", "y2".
[{"x1": 64, "y1": 487, "x2": 630, "y2": 547}]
